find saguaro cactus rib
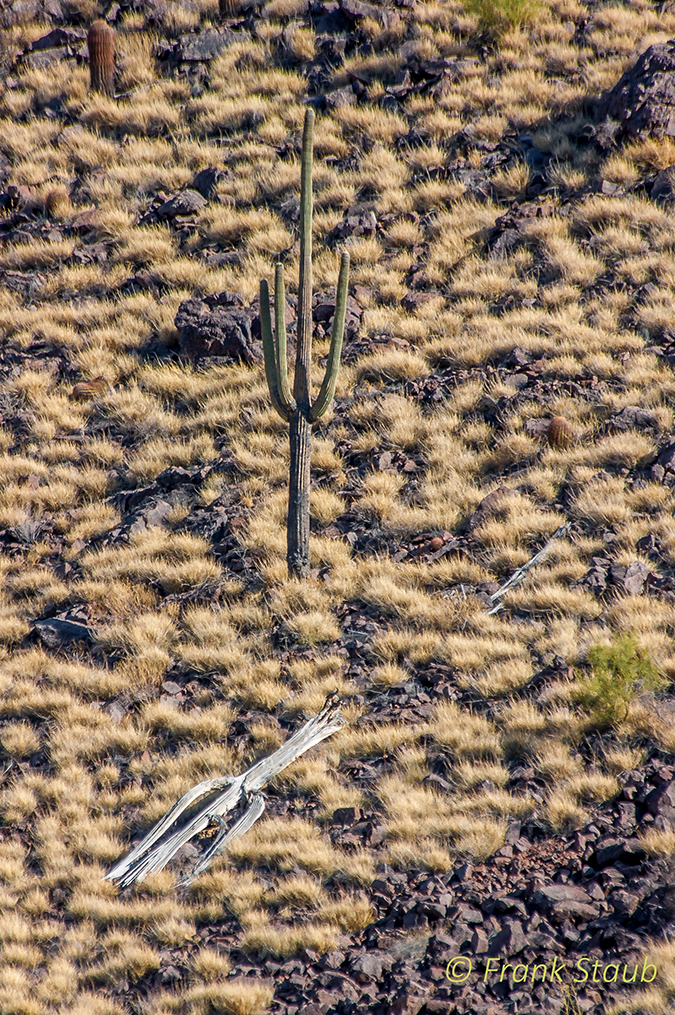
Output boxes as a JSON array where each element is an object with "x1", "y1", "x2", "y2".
[
  {"x1": 260, "y1": 108, "x2": 350, "y2": 578},
  {"x1": 105, "y1": 693, "x2": 345, "y2": 887}
]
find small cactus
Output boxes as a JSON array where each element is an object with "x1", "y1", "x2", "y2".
[
  {"x1": 547, "y1": 416, "x2": 574, "y2": 449},
  {"x1": 260, "y1": 108, "x2": 350, "y2": 578},
  {"x1": 44, "y1": 185, "x2": 71, "y2": 220},
  {"x1": 87, "y1": 20, "x2": 114, "y2": 97},
  {"x1": 69, "y1": 376, "x2": 109, "y2": 402}
]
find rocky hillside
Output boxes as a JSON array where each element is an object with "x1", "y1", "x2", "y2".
[{"x1": 1, "y1": 1, "x2": 675, "y2": 1014}]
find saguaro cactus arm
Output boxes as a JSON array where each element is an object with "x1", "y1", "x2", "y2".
[
  {"x1": 260, "y1": 275, "x2": 295, "y2": 421},
  {"x1": 177, "y1": 793, "x2": 266, "y2": 887},
  {"x1": 274, "y1": 263, "x2": 295, "y2": 412},
  {"x1": 310, "y1": 251, "x2": 350, "y2": 422}
]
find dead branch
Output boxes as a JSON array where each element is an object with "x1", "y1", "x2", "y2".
[
  {"x1": 105, "y1": 691, "x2": 346, "y2": 888},
  {"x1": 486, "y1": 522, "x2": 572, "y2": 615}
]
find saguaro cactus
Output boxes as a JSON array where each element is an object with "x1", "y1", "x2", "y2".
[
  {"x1": 87, "y1": 20, "x2": 114, "y2": 97},
  {"x1": 260, "y1": 108, "x2": 350, "y2": 578}
]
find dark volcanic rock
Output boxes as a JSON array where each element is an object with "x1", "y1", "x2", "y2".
[
  {"x1": 652, "y1": 165, "x2": 675, "y2": 204},
  {"x1": 529, "y1": 883, "x2": 599, "y2": 921},
  {"x1": 28, "y1": 26, "x2": 84, "y2": 50},
  {"x1": 175, "y1": 291, "x2": 261, "y2": 362},
  {"x1": 1, "y1": 0, "x2": 66, "y2": 26},
  {"x1": 191, "y1": 167, "x2": 226, "y2": 199},
  {"x1": 327, "y1": 203, "x2": 378, "y2": 245},
  {"x1": 158, "y1": 27, "x2": 236, "y2": 63},
  {"x1": 651, "y1": 439, "x2": 675, "y2": 483},
  {"x1": 147, "y1": 189, "x2": 207, "y2": 221},
  {"x1": 34, "y1": 617, "x2": 93, "y2": 647},
  {"x1": 622, "y1": 560, "x2": 650, "y2": 596},
  {"x1": 609, "y1": 405, "x2": 658, "y2": 430},
  {"x1": 597, "y1": 39, "x2": 675, "y2": 141},
  {"x1": 465, "y1": 485, "x2": 511, "y2": 532},
  {"x1": 340, "y1": 0, "x2": 382, "y2": 20},
  {"x1": 646, "y1": 780, "x2": 675, "y2": 825}
]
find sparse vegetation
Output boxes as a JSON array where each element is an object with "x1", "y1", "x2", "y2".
[
  {"x1": 465, "y1": 0, "x2": 542, "y2": 31},
  {"x1": 576, "y1": 634, "x2": 664, "y2": 729},
  {"x1": 1, "y1": 0, "x2": 675, "y2": 1012}
]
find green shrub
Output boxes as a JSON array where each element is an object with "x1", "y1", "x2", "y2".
[
  {"x1": 464, "y1": 0, "x2": 542, "y2": 31},
  {"x1": 576, "y1": 634, "x2": 663, "y2": 729}
]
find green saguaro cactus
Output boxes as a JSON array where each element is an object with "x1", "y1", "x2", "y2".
[{"x1": 260, "y1": 108, "x2": 350, "y2": 578}]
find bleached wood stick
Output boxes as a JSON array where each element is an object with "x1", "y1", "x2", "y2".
[
  {"x1": 105, "y1": 691, "x2": 345, "y2": 887},
  {"x1": 177, "y1": 792, "x2": 266, "y2": 887},
  {"x1": 486, "y1": 522, "x2": 571, "y2": 615}
]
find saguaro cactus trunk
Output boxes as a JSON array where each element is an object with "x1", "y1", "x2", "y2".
[
  {"x1": 87, "y1": 20, "x2": 114, "y2": 97},
  {"x1": 260, "y1": 109, "x2": 350, "y2": 578},
  {"x1": 219, "y1": 0, "x2": 240, "y2": 16}
]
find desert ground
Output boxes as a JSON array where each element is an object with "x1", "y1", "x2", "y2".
[{"x1": 1, "y1": 0, "x2": 675, "y2": 1013}]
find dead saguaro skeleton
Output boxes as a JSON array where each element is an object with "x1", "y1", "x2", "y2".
[
  {"x1": 106, "y1": 692, "x2": 345, "y2": 888},
  {"x1": 486, "y1": 522, "x2": 572, "y2": 615},
  {"x1": 87, "y1": 20, "x2": 114, "y2": 97},
  {"x1": 260, "y1": 108, "x2": 350, "y2": 578}
]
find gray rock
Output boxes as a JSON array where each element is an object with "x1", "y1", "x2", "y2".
[
  {"x1": 652, "y1": 165, "x2": 675, "y2": 204},
  {"x1": 610, "y1": 405, "x2": 657, "y2": 430},
  {"x1": 530, "y1": 883, "x2": 593, "y2": 906},
  {"x1": 28, "y1": 26, "x2": 84, "y2": 49},
  {"x1": 609, "y1": 890, "x2": 640, "y2": 916},
  {"x1": 646, "y1": 781, "x2": 675, "y2": 823},
  {"x1": 622, "y1": 560, "x2": 650, "y2": 596},
  {"x1": 652, "y1": 440, "x2": 675, "y2": 483},
  {"x1": 161, "y1": 26, "x2": 236, "y2": 62},
  {"x1": 324, "y1": 86, "x2": 357, "y2": 110},
  {"x1": 153, "y1": 189, "x2": 207, "y2": 219},
  {"x1": 340, "y1": 0, "x2": 382, "y2": 18},
  {"x1": 549, "y1": 899, "x2": 600, "y2": 921},
  {"x1": 465, "y1": 485, "x2": 511, "y2": 532},
  {"x1": 597, "y1": 40, "x2": 675, "y2": 141},
  {"x1": 351, "y1": 952, "x2": 383, "y2": 982},
  {"x1": 175, "y1": 292, "x2": 260, "y2": 363},
  {"x1": 191, "y1": 167, "x2": 226, "y2": 199},
  {"x1": 489, "y1": 918, "x2": 527, "y2": 955},
  {"x1": 34, "y1": 617, "x2": 93, "y2": 647},
  {"x1": 1, "y1": 0, "x2": 40, "y2": 26},
  {"x1": 327, "y1": 204, "x2": 378, "y2": 245},
  {"x1": 23, "y1": 46, "x2": 69, "y2": 68}
]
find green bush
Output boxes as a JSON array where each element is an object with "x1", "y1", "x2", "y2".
[
  {"x1": 576, "y1": 634, "x2": 663, "y2": 729},
  {"x1": 464, "y1": 0, "x2": 542, "y2": 31}
]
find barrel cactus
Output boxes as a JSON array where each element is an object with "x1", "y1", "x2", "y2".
[
  {"x1": 87, "y1": 20, "x2": 114, "y2": 97},
  {"x1": 547, "y1": 416, "x2": 574, "y2": 449}
]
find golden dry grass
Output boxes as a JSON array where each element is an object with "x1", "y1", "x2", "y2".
[{"x1": 1, "y1": 0, "x2": 675, "y2": 1012}]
